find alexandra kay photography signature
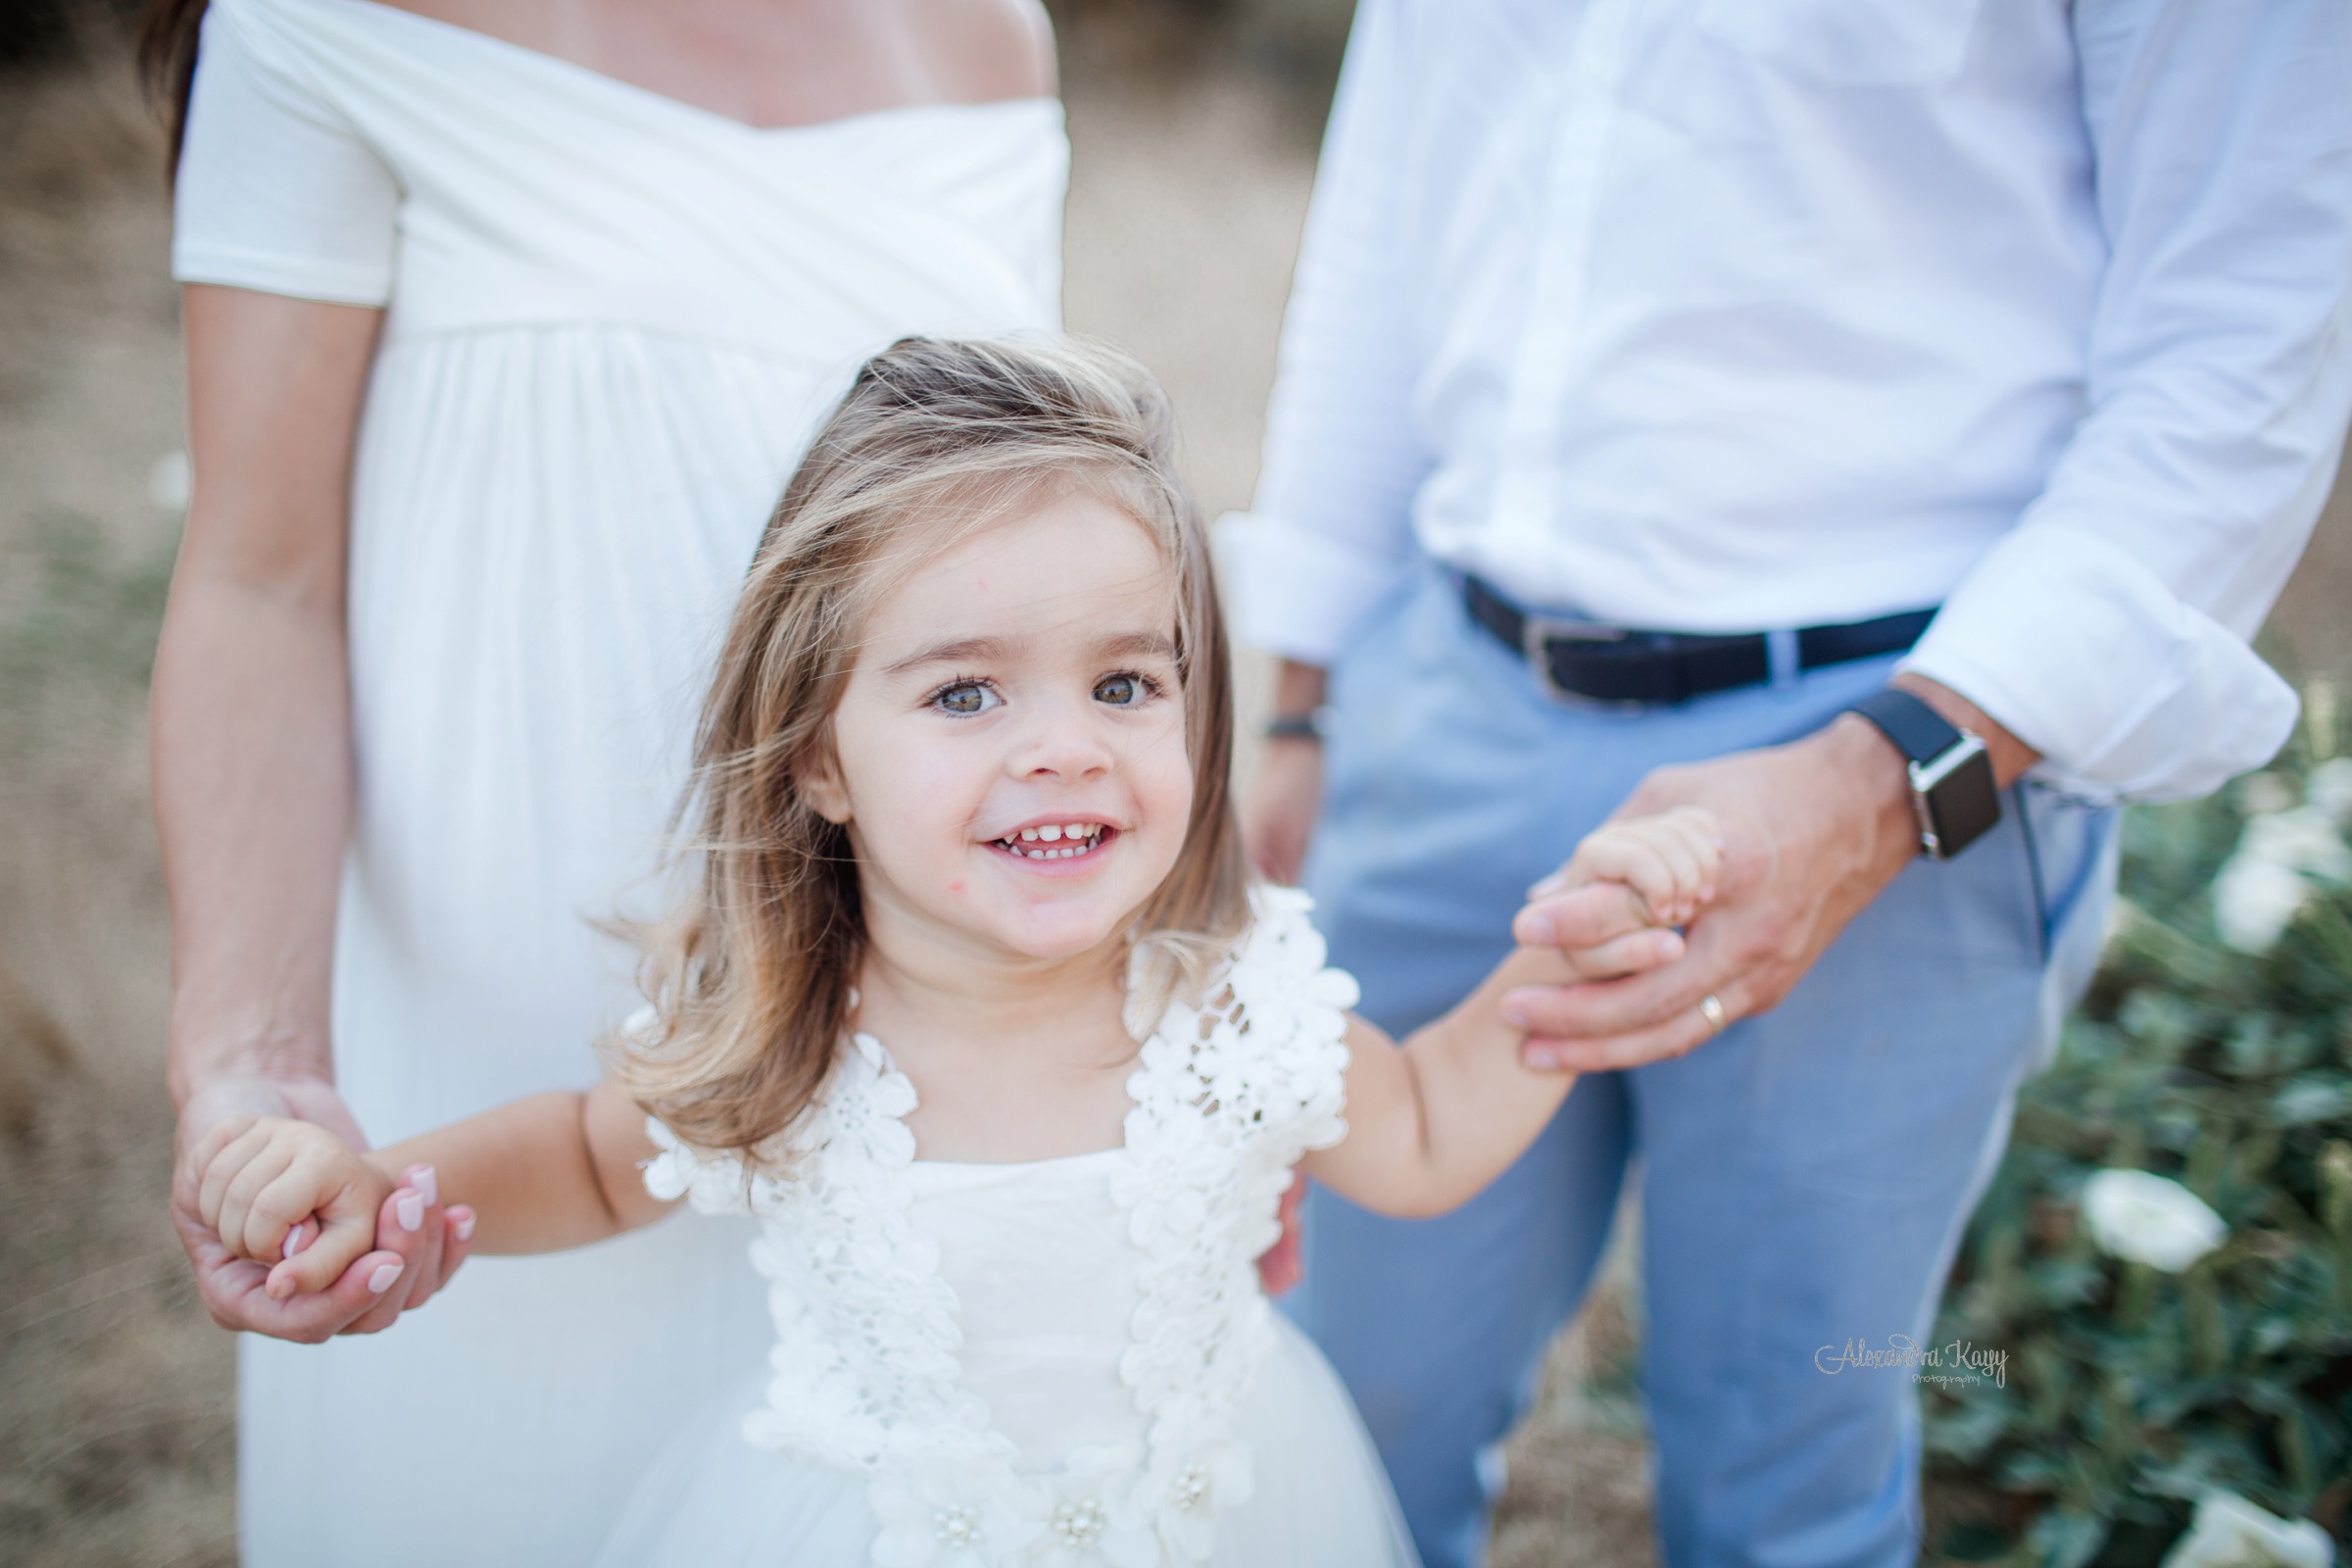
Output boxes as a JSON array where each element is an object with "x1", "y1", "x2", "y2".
[{"x1": 1815, "y1": 1336, "x2": 2010, "y2": 1389}]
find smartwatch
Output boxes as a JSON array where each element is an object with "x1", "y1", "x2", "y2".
[{"x1": 1844, "y1": 688, "x2": 2001, "y2": 860}]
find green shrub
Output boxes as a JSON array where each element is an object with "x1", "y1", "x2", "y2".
[{"x1": 1925, "y1": 694, "x2": 2352, "y2": 1568}]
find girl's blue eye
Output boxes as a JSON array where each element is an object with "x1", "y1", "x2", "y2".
[
  {"x1": 1094, "y1": 673, "x2": 1149, "y2": 707},
  {"x1": 933, "y1": 681, "x2": 1000, "y2": 715}
]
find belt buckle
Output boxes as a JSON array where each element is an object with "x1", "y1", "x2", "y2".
[{"x1": 1521, "y1": 614, "x2": 1643, "y2": 710}]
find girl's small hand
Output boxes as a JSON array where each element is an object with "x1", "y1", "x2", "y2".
[
  {"x1": 192, "y1": 1115, "x2": 397, "y2": 1299},
  {"x1": 1550, "y1": 806, "x2": 1724, "y2": 928}
]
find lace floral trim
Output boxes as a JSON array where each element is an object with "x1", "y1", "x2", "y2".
[{"x1": 642, "y1": 888, "x2": 1355, "y2": 1567}]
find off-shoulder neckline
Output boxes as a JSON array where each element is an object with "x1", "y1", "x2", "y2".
[{"x1": 304, "y1": 0, "x2": 1063, "y2": 139}]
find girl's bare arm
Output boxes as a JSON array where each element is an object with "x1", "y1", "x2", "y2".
[
  {"x1": 368, "y1": 1081, "x2": 674, "y2": 1256},
  {"x1": 196, "y1": 1080, "x2": 675, "y2": 1296},
  {"x1": 1304, "y1": 811, "x2": 1719, "y2": 1217},
  {"x1": 1301, "y1": 947, "x2": 1587, "y2": 1219}
]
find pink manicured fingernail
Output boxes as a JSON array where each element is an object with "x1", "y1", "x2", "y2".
[
  {"x1": 452, "y1": 1208, "x2": 476, "y2": 1242},
  {"x1": 1527, "y1": 1048, "x2": 1559, "y2": 1071},
  {"x1": 406, "y1": 1165, "x2": 438, "y2": 1206},
  {"x1": 367, "y1": 1260, "x2": 404, "y2": 1294},
  {"x1": 396, "y1": 1191, "x2": 424, "y2": 1232},
  {"x1": 1502, "y1": 1003, "x2": 1532, "y2": 1029},
  {"x1": 1518, "y1": 914, "x2": 1556, "y2": 947},
  {"x1": 282, "y1": 1223, "x2": 310, "y2": 1260}
]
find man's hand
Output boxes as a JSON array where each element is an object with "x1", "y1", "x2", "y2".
[
  {"x1": 1503, "y1": 676, "x2": 2037, "y2": 1070},
  {"x1": 1248, "y1": 738, "x2": 1323, "y2": 884},
  {"x1": 172, "y1": 1074, "x2": 472, "y2": 1339}
]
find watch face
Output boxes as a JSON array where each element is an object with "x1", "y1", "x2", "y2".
[{"x1": 1923, "y1": 746, "x2": 2001, "y2": 858}]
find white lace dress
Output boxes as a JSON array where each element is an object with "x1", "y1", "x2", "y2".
[{"x1": 601, "y1": 891, "x2": 1420, "y2": 1568}]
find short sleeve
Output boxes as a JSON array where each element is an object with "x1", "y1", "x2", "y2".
[
  {"x1": 641, "y1": 1116, "x2": 759, "y2": 1217},
  {"x1": 1225, "y1": 886, "x2": 1359, "y2": 1164},
  {"x1": 171, "y1": 1, "x2": 400, "y2": 306}
]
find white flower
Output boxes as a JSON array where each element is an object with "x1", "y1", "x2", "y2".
[
  {"x1": 2082, "y1": 1169, "x2": 2227, "y2": 1273},
  {"x1": 148, "y1": 449, "x2": 193, "y2": 512},
  {"x1": 2237, "y1": 772, "x2": 2297, "y2": 816},
  {"x1": 2214, "y1": 855, "x2": 2316, "y2": 954},
  {"x1": 2241, "y1": 806, "x2": 2352, "y2": 880},
  {"x1": 2104, "y1": 895, "x2": 2144, "y2": 954},
  {"x1": 1036, "y1": 1444, "x2": 1156, "y2": 1568},
  {"x1": 2306, "y1": 758, "x2": 2352, "y2": 827},
  {"x1": 2212, "y1": 804, "x2": 2351, "y2": 953},
  {"x1": 868, "y1": 1451, "x2": 1044, "y2": 1568},
  {"x1": 2161, "y1": 1491, "x2": 2334, "y2": 1568},
  {"x1": 1154, "y1": 1440, "x2": 1254, "y2": 1562}
]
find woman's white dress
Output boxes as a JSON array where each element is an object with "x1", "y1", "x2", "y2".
[
  {"x1": 610, "y1": 890, "x2": 1419, "y2": 1568},
  {"x1": 170, "y1": 2, "x2": 1064, "y2": 1562}
]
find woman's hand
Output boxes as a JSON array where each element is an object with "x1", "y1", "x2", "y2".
[{"x1": 172, "y1": 1074, "x2": 472, "y2": 1340}]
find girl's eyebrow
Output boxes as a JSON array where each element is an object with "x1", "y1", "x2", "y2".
[
  {"x1": 1096, "y1": 630, "x2": 1178, "y2": 662},
  {"x1": 884, "y1": 629, "x2": 1175, "y2": 677},
  {"x1": 884, "y1": 635, "x2": 1006, "y2": 675}
]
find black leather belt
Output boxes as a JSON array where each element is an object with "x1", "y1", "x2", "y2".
[{"x1": 1463, "y1": 575, "x2": 1936, "y2": 707}]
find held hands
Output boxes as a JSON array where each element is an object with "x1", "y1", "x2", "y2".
[
  {"x1": 183, "y1": 1110, "x2": 472, "y2": 1316},
  {"x1": 1544, "y1": 806, "x2": 1723, "y2": 954},
  {"x1": 1504, "y1": 716, "x2": 1922, "y2": 1071}
]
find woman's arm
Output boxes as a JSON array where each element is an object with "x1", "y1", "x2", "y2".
[
  {"x1": 158, "y1": 283, "x2": 467, "y2": 1334},
  {"x1": 158, "y1": 282, "x2": 373, "y2": 1123}
]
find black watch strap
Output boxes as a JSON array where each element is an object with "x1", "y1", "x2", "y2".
[
  {"x1": 1843, "y1": 686, "x2": 2002, "y2": 859},
  {"x1": 1845, "y1": 688, "x2": 1963, "y2": 766}
]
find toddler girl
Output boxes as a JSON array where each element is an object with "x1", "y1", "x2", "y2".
[{"x1": 190, "y1": 336, "x2": 1717, "y2": 1567}]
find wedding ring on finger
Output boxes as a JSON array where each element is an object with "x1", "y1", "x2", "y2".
[{"x1": 1698, "y1": 993, "x2": 1729, "y2": 1036}]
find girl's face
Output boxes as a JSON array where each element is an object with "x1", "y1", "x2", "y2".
[{"x1": 809, "y1": 490, "x2": 1196, "y2": 966}]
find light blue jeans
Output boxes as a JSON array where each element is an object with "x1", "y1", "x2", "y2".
[{"x1": 1287, "y1": 568, "x2": 2115, "y2": 1568}]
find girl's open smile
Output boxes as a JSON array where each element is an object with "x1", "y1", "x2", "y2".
[{"x1": 989, "y1": 818, "x2": 1117, "y2": 864}]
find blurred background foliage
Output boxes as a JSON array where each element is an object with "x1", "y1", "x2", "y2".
[{"x1": 1927, "y1": 704, "x2": 2352, "y2": 1568}]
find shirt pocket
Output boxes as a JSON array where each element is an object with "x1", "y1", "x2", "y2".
[{"x1": 1694, "y1": 0, "x2": 1985, "y2": 85}]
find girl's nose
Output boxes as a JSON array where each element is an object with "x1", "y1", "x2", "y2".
[{"x1": 1008, "y1": 694, "x2": 1115, "y2": 779}]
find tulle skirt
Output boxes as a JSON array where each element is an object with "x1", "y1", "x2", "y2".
[{"x1": 591, "y1": 1314, "x2": 1422, "y2": 1567}]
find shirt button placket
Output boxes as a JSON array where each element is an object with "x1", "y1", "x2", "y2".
[{"x1": 1492, "y1": 0, "x2": 1640, "y2": 593}]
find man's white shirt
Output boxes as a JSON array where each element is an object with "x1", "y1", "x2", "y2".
[{"x1": 1222, "y1": 0, "x2": 2352, "y2": 802}]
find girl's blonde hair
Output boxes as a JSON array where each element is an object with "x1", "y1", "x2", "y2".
[{"x1": 611, "y1": 335, "x2": 1250, "y2": 1163}]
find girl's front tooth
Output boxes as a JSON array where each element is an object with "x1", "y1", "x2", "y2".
[
  {"x1": 1063, "y1": 823, "x2": 1086, "y2": 839},
  {"x1": 1038, "y1": 824, "x2": 1062, "y2": 842},
  {"x1": 1020, "y1": 828, "x2": 1039, "y2": 842}
]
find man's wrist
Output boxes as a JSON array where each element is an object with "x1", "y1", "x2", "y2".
[
  {"x1": 1888, "y1": 672, "x2": 2039, "y2": 787},
  {"x1": 1818, "y1": 713, "x2": 1925, "y2": 871}
]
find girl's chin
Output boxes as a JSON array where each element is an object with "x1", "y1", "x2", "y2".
[{"x1": 963, "y1": 895, "x2": 1142, "y2": 964}]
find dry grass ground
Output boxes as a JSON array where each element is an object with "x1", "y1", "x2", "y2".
[{"x1": 1, "y1": 17, "x2": 2345, "y2": 1568}]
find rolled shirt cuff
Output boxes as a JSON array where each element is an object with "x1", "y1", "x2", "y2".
[
  {"x1": 1899, "y1": 525, "x2": 2298, "y2": 804},
  {"x1": 1214, "y1": 511, "x2": 1416, "y2": 665}
]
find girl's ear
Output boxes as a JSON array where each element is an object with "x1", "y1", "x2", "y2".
[{"x1": 799, "y1": 747, "x2": 853, "y2": 825}]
